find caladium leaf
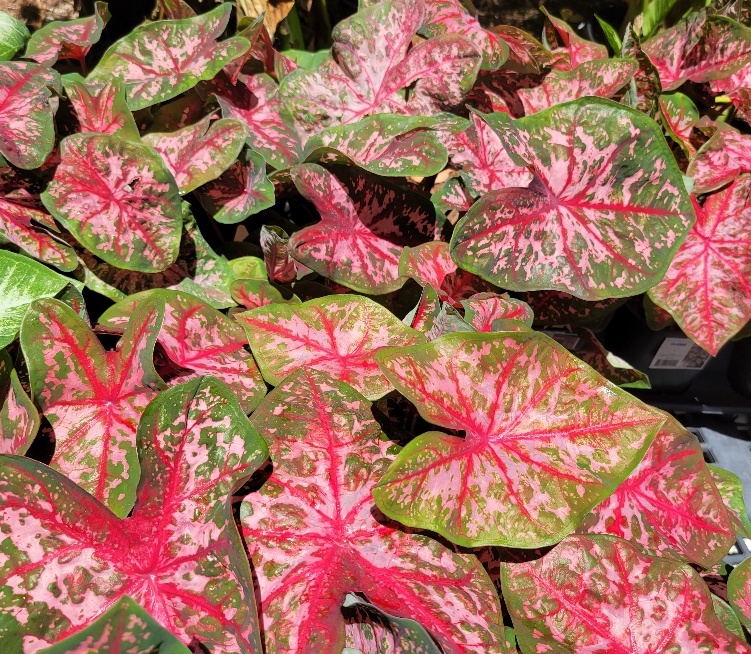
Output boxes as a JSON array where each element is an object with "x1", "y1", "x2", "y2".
[
  {"x1": 155, "y1": 0, "x2": 196, "y2": 19},
  {"x1": 648, "y1": 178, "x2": 751, "y2": 355},
  {"x1": 238, "y1": 294, "x2": 425, "y2": 399},
  {"x1": 0, "y1": 351, "x2": 38, "y2": 455},
  {"x1": 229, "y1": 256, "x2": 267, "y2": 281},
  {"x1": 143, "y1": 116, "x2": 248, "y2": 194},
  {"x1": 576, "y1": 418, "x2": 734, "y2": 568},
  {"x1": 21, "y1": 297, "x2": 165, "y2": 517},
  {"x1": 423, "y1": 302, "x2": 475, "y2": 341},
  {"x1": 149, "y1": 89, "x2": 206, "y2": 133},
  {"x1": 488, "y1": 25, "x2": 546, "y2": 73},
  {"x1": 99, "y1": 289, "x2": 266, "y2": 413},
  {"x1": 713, "y1": 595, "x2": 746, "y2": 641},
  {"x1": 729, "y1": 555, "x2": 751, "y2": 630},
  {"x1": 421, "y1": 0, "x2": 508, "y2": 70},
  {"x1": 503, "y1": 534, "x2": 751, "y2": 653},
  {"x1": 0, "y1": 62, "x2": 61, "y2": 170},
  {"x1": 87, "y1": 4, "x2": 248, "y2": 111},
  {"x1": 0, "y1": 250, "x2": 70, "y2": 349},
  {"x1": 42, "y1": 133, "x2": 182, "y2": 273},
  {"x1": 431, "y1": 176, "x2": 474, "y2": 216},
  {"x1": 260, "y1": 224, "x2": 297, "y2": 283},
  {"x1": 230, "y1": 278, "x2": 299, "y2": 310},
  {"x1": 280, "y1": 0, "x2": 481, "y2": 135},
  {"x1": 0, "y1": 169, "x2": 77, "y2": 272},
  {"x1": 289, "y1": 164, "x2": 435, "y2": 294},
  {"x1": 437, "y1": 112, "x2": 532, "y2": 196},
  {"x1": 518, "y1": 290, "x2": 625, "y2": 329},
  {"x1": 542, "y1": 9, "x2": 608, "y2": 68},
  {"x1": 305, "y1": 114, "x2": 450, "y2": 178},
  {"x1": 516, "y1": 59, "x2": 639, "y2": 114},
  {"x1": 37, "y1": 596, "x2": 191, "y2": 654},
  {"x1": 460, "y1": 292, "x2": 534, "y2": 332},
  {"x1": 398, "y1": 241, "x2": 494, "y2": 306},
  {"x1": 240, "y1": 368, "x2": 508, "y2": 654},
  {"x1": 373, "y1": 332, "x2": 665, "y2": 547},
  {"x1": 687, "y1": 122, "x2": 751, "y2": 194},
  {"x1": 450, "y1": 99, "x2": 695, "y2": 300},
  {"x1": 620, "y1": 25, "x2": 662, "y2": 118},
  {"x1": 709, "y1": 464, "x2": 751, "y2": 539},
  {"x1": 0, "y1": 376, "x2": 267, "y2": 653},
  {"x1": 23, "y1": 2, "x2": 109, "y2": 67},
  {"x1": 62, "y1": 76, "x2": 139, "y2": 141},
  {"x1": 404, "y1": 284, "x2": 442, "y2": 333},
  {"x1": 659, "y1": 92, "x2": 699, "y2": 155},
  {"x1": 211, "y1": 72, "x2": 303, "y2": 170},
  {"x1": 198, "y1": 148, "x2": 275, "y2": 224},
  {"x1": 642, "y1": 12, "x2": 751, "y2": 91}
]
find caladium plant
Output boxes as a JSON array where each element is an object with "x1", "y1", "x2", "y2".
[{"x1": 1, "y1": 0, "x2": 750, "y2": 651}]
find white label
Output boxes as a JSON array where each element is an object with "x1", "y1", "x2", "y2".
[{"x1": 649, "y1": 337, "x2": 711, "y2": 370}]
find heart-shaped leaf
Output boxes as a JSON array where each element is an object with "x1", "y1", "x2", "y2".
[
  {"x1": 42, "y1": 133, "x2": 182, "y2": 273},
  {"x1": 143, "y1": 116, "x2": 248, "y2": 193},
  {"x1": 280, "y1": 0, "x2": 481, "y2": 135},
  {"x1": 198, "y1": 148, "x2": 275, "y2": 224},
  {"x1": 21, "y1": 297, "x2": 165, "y2": 517},
  {"x1": 659, "y1": 92, "x2": 699, "y2": 155},
  {"x1": 576, "y1": 418, "x2": 734, "y2": 568},
  {"x1": 231, "y1": 278, "x2": 299, "y2": 309},
  {"x1": 240, "y1": 368, "x2": 508, "y2": 654},
  {"x1": 648, "y1": 177, "x2": 751, "y2": 355},
  {"x1": 23, "y1": 1, "x2": 109, "y2": 67},
  {"x1": 461, "y1": 292, "x2": 534, "y2": 332},
  {"x1": 238, "y1": 294, "x2": 425, "y2": 399},
  {"x1": 687, "y1": 122, "x2": 751, "y2": 194},
  {"x1": 88, "y1": 4, "x2": 248, "y2": 111},
  {"x1": 289, "y1": 164, "x2": 435, "y2": 294},
  {"x1": 62, "y1": 76, "x2": 139, "y2": 141},
  {"x1": 0, "y1": 350, "x2": 38, "y2": 455},
  {"x1": 99, "y1": 289, "x2": 266, "y2": 413},
  {"x1": 36, "y1": 597, "x2": 191, "y2": 654},
  {"x1": 0, "y1": 62, "x2": 61, "y2": 169},
  {"x1": 542, "y1": 9, "x2": 608, "y2": 69},
  {"x1": 0, "y1": 376, "x2": 267, "y2": 652},
  {"x1": 517, "y1": 58, "x2": 638, "y2": 114},
  {"x1": 503, "y1": 534, "x2": 751, "y2": 653},
  {"x1": 374, "y1": 332, "x2": 665, "y2": 547},
  {"x1": 450, "y1": 99, "x2": 695, "y2": 300},
  {"x1": 0, "y1": 250, "x2": 71, "y2": 349}
]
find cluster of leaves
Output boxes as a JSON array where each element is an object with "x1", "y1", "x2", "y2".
[{"x1": 0, "y1": 0, "x2": 751, "y2": 651}]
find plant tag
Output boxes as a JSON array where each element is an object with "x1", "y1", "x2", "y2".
[
  {"x1": 649, "y1": 337, "x2": 711, "y2": 370},
  {"x1": 542, "y1": 329, "x2": 581, "y2": 351}
]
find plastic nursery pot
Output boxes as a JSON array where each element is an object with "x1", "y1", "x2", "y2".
[
  {"x1": 601, "y1": 304, "x2": 712, "y2": 394},
  {"x1": 728, "y1": 337, "x2": 751, "y2": 399}
]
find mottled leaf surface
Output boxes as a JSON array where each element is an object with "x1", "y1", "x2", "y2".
[
  {"x1": 687, "y1": 123, "x2": 751, "y2": 194},
  {"x1": 659, "y1": 92, "x2": 699, "y2": 155},
  {"x1": 503, "y1": 534, "x2": 751, "y2": 654},
  {"x1": 238, "y1": 294, "x2": 425, "y2": 399},
  {"x1": 0, "y1": 62, "x2": 61, "y2": 169},
  {"x1": 24, "y1": 2, "x2": 109, "y2": 66},
  {"x1": 461, "y1": 293, "x2": 534, "y2": 332},
  {"x1": 37, "y1": 596, "x2": 191, "y2": 654},
  {"x1": 577, "y1": 419, "x2": 733, "y2": 568},
  {"x1": 450, "y1": 99, "x2": 695, "y2": 300},
  {"x1": 519, "y1": 290, "x2": 625, "y2": 329},
  {"x1": 143, "y1": 116, "x2": 247, "y2": 193},
  {"x1": 280, "y1": 0, "x2": 481, "y2": 135},
  {"x1": 0, "y1": 377, "x2": 267, "y2": 653},
  {"x1": 241, "y1": 368, "x2": 507, "y2": 654},
  {"x1": 260, "y1": 225, "x2": 297, "y2": 283},
  {"x1": 42, "y1": 133, "x2": 182, "y2": 273},
  {"x1": 374, "y1": 332, "x2": 664, "y2": 547},
  {"x1": 0, "y1": 351, "x2": 38, "y2": 456},
  {"x1": 709, "y1": 465, "x2": 751, "y2": 539},
  {"x1": 63, "y1": 77, "x2": 139, "y2": 141},
  {"x1": 0, "y1": 250, "x2": 70, "y2": 349},
  {"x1": 542, "y1": 9, "x2": 608, "y2": 68},
  {"x1": 21, "y1": 298, "x2": 164, "y2": 517},
  {"x1": 289, "y1": 164, "x2": 435, "y2": 294},
  {"x1": 729, "y1": 556, "x2": 751, "y2": 630},
  {"x1": 231, "y1": 278, "x2": 299, "y2": 310},
  {"x1": 88, "y1": 4, "x2": 248, "y2": 111},
  {"x1": 648, "y1": 178, "x2": 751, "y2": 355},
  {"x1": 99, "y1": 289, "x2": 266, "y2": 413}
]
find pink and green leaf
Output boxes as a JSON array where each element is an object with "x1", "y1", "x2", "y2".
[
  {"x1": 99, "y1": 289, "x2": 266, "y2": 413},
  {"x1": 0, "y1": 62, "x2": 61, "y2": 170},
  {"x1": 143, "y1": 116, "x2": 248, "y2": 194},
  {"x1": 259, "y1": 225, "x2": 297, "y2": 283},
  {"x1": 240, "y1": 367, "x2": 508, "y2": 654},
  {"x1": 687, "y1": 122, "x2": 751, "y2": 194},
  {"x1": 41, "y1": 133, "x2": 183, "y2": 273},
  {"x1": 23, "y1": 2, "x2": 109, "y2": 67},
  {"x1": 729, "y1": 555, "x2": 751, "y2": 630},
  {"x1": 516, "y1": 58, "x2": 639, "y2": 114},
  {"x1": 21, "y1": 297, "x2": 165, "y2": 517},
  {"x1": 62, "y1": 76, "x2": 140, "y2": 141},
  {"x1": 460, "y1": 292, "x2": 534, "y2": 332},
  {"x1": 450, "y1": 98, "x2": 695, "y2": 300},
  {"x1": 404, "y1": 284, "x2": 442, "y2": 333},
  {"x1": 503, "y1": 534, "x2": 751, "y2": 653},
  {"x1": 709, "y1": 465, "x2": 751, "y2": 539},
  {"x1": 288, "y1": 164, "x2": 435, "y2": 294},
  {"x1": 0, "y1": 376, "x2": 267, "y2": 652},
  {"x1": 0, "y1": 351, "x2": 39, "y2": 456},
  {"x1": 576, "y1": 418, "x2": 734, "y2": 568},
  {"x1": 542, "y1": 9, "x2": 608, "y2": 68},
  {"x1": 373, "y1": 332, "x2": 665, "y2": 547},
  {"x1": 648, "y1": 178, "x2": 751, "y2": 356},
  {"x1": 87, "y1": 4, "x2": 248, "y2": 111},
  {"x1": 231, "y1": 278, "x2": 300, "y2": 310},
  {"x1": 519, "y1": 290, "x2": 626, "y2": 329},
  {"x1": 237, "y1": 293, "x2": 425, "y2": 399},
  {"x1": 197, "y1": 148, "x2": 275, "y2": 224},
  {"x1": 659, "y1": 92, "x2": 699, "y2": 156}
]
